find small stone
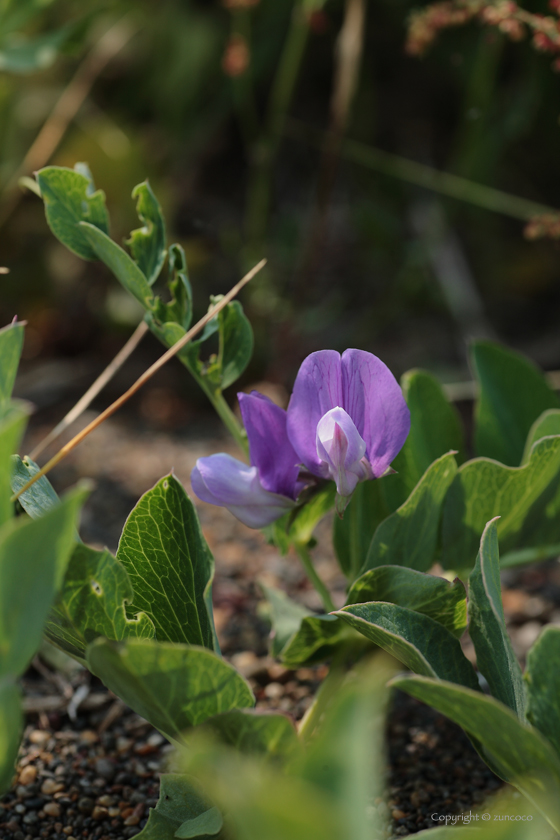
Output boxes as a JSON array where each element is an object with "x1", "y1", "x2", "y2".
[
  {"x1": 129, "y1": 791, "x2": 145, "y2": 805},
  {"x1": 124, "y1": 814, "x2": 140, "y2": 826},
  {"x1": 392, "y1": 809, "x2": 406, "y2": 820},
  {"x1": 77, "y1": 796, "x2": 95, "y2": 815},
  {"x1": 96, "y1": 795, "x2": 115, "y2": 807},
  {"x1": 116, "y1": 737, "x2": 133, "y2": 753},
  {"x1": 147, "y1": 732, "x2": 165, "y2": 748},
  {"x1": 263, "y1": 682, "x2": 284, "y2": 699},
  {"x1": 41, "y1": 779, "x2": 64, "y2": 795},
  {"x1": 18, "y1": 765, "x2": 38, "y2": 786},
  {"x1": 43, "y1": 802, "x2": 61, "y2": 818},
  {"x1": 6, "y1": 820, "x2": 21, "y2": 832},
  {"x1": 23, "y1": 812, "x2": 39, "y2": 825},
  {"x1": 108, "y1": 807, "x2": 121, "y2": 817},
  {"x1": 29, "y1": 730, "x2": 50, "y2": 745},
  {"x1": 62, "y1": 826, "x2": 74, "y2": 835},
  {"x1": 409, "y1": 791, "x2": 421, "y2": 808},
  {"x1": 78, "y1": 730, "x2": 98, "y2": 744},
  {"x1": 121, "y1": 808, "x2": 133, "y2": 819},
  {"x1": 92, "y1": 806, "x2": 109, "y2": 820},
  {"x1": 94, "y1": 758, "x2": 115, "y2": 780}
]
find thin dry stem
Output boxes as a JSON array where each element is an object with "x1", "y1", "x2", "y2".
[
  {"x1": 12, "y1": 260, "x2": 266, "y2": 502},
  {"x1": 0, "y1": 16, "x2": 138, "y2": 229},
  {"x1": 29, "y1": 320, "x2": 149, "y2": 461}
]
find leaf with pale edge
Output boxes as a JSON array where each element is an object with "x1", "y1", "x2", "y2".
[
  {"x1": 472, "y1": 340, "x2": 559, "y2": 467},
  {"x1": 281, "y1": 615, "x2": 351, "y2": 669},
  {"x1": 347, "y1": 566, "x2": 467, "y2": 638},
  {"x1": 0, "y1": 406, "x2": 28, "y2": 528},
  {"x1": 261, "y1": 583, "x2": 313, "y2": 658},
  {"x1": 135, "y1": 774, "x2": 219, "y2": 840},
  {"x1": 36, "y1": 166, "x2": 109, "y2": 261},
  {"x1": 203, "y1": 708, "x2": 300, "y2": 759},
  {"x1": 117, "y1": 475, "x2": 216, "y2": 651},
  {"x1": 46, "y1": 544, "x2": 154, "y2": 665},
  {"x1": 391, "y1": 675, "x2": 560, "y2": 833},
  {"x1": 126, "y1": 181, "x2": 167, "y2": 285},
  {"x1": 11, "y1": 455, "x2": 60, "y2": 520},
  {"x1": 522, "y1": 409, "x2": 560, "y2": 464},
  {"x1": 441, "y1": 436, "x2": 560, "y2": 574},
  {"x1": 363, "y1": 452, "x2": 457, "y2": 573},
  {"x1": 0, "y1": 486, "x2": 86, "y2": 678},
  {"x1": 79, "y1": 222, "x2": 154, "y2": 308},
  {"x1": 334, "y1": 603, "x2": 479, "y2": 689},
  {"x1": 468, "y1": 519, "x2": 525, "y2": 717},
  {"x1": 86, "y1": 639, "x2": 254, "y2": 742},
  {"x1": 526, "y1": 626, "x2": 560, "y2": 757}
]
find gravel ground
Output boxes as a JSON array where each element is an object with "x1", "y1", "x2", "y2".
[{"x1": 7, "y1": 412, "x2": 560, "y2": 837}]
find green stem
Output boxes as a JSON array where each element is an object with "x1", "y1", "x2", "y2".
[
  {"x1": 187, "y1": 365, "x2": 249, "y2": 457},
  {"x1": 297, "y1": 644, "x2": 347, "y2": 742},
  {"x1": 286, "y1": 119, "x2": 559, "y2": 222},
  {"x1": 294, "y1": 541, "x2": 335, "y2": 614},
  {"x1": 245, "y1": 1, "x2": 311, "y2": 252}
]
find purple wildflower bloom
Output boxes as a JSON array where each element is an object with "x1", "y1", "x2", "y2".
[
  {"x1": 191, "y1": 392, "x2": 301, "y2": 528},
  {"x1": 287, "y1": 349, "x2": 410, "y2": 510}
]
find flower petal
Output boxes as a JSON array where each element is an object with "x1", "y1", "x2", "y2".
[
  {"x1": 191, "y1": 454, "x2": 295, "y2": 528},
  {"x1": 341, "y1": 349, "x2": 410, "y2": 478},
  {"x1": 287, "y1": 350, "x2": 343, "y2": 474},
  {"x1": 316, "y1": 406, "x2": 368, "y2": 497},
  {"x1": 238, "y1": 391, "x2": 300, "y2": 499}
]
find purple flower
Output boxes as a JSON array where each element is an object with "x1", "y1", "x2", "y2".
[
  {"x1": 191, "y1": 392, "x2": 301, "y2": 528},
  {"x1": 286, "y1": 349, "x2": 410, "y2": 511}
]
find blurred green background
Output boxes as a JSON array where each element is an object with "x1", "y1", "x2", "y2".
[{"x1": 2, "y1": 0, "x2": 560, "y2": 423}]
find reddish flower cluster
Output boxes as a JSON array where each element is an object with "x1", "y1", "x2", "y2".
[
  {"x1": 524, "y1": 214, "x2": 560, "y2": 241},
  {"x1": 222, "y1": 34, "x2": 250, "y2": 77},
  {"x1": 406, "y1": 0, "x2": 560, "y2": 68}
]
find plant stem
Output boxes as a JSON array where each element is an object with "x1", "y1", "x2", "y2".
[
  {"x1": 245, "y1": 0, "x2": 312, "y2": 254},
  {"x1": 294, "y1": 541, "x2": 335, "y2": 614},
  {"x1": 196, "y1": 375, "x2": 248, "y2": 456},
  {"x1": 298, "y1": 644, "x2": 347, "y2": 742}
]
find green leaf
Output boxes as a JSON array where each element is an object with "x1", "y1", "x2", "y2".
[
  {"x1": 333, "y1": 480, "x2": 390, "y2": 582},
  {"x1": 261, "y1": 584, "x2": 313, "y2": 658},
  {"x1": 0, "y1": 321, "x2": 24, "y2": 408},
  {"x1": 203, "y1": 709, "x2": 300, "y2": 759},
  {"x1": 218, "y1": 300, "x2": 253, "y2": 390},
  {"x1": 392, "y1": 675, "x2": 560, "y2": 832},
  {"x1": 126, "y1": 181, "x2": 167, "y2": 285},
  {"x1": 156, "y1": 244, "x2": 193, "y2": 330},
  {"x1": 468, "y1": 519, "x2": 525, "y2": 717},
  {"x1": 0, "y1": 405, "x2": 29, "y2": 527},
  {"x1": 10, "y1": 455, "x2": 59, "y2": 520},
  {"x1": 79, "y1": 222, "x2": 155, "y2": 308},
  {"x1": 37, "y1": 166, "x2": 109, "y2": 261},
  {"x1": 281, "y1": 616, "x2": 351, "y2": 669},
  {"x1": 45, "y1": 544, "x2": 155, "y2": 665},
  {"x1": 363, "y1": 452, "x2": 458, "y2": 573},
  {"x1": 522, "y1": 409, "x2": 560, "y2": 464},
  {"x1": 136, "y1": 774, "x2": 218, "y2": 840},
  {"x1": 288, "y1": 483, "x2": 336, "y2": 546},
  {"x1": 117, "y1": 475, "x2": 217, "y2": 651},
  {"x1": 526, "y1": 626, "x2": 560, "y2": 757},
  {"x1": 176, "y1": 807, "x2": 223, "y2": 839},
  {"x1": 0, "y1": 677, "x2": 21, "y2": 795},
  {"x1": 347, "y1": 566, "x2": 467, "y2": 638},
  {"x1": 294, "y1": 658, "x2": 393, "y2": 840},
  {"x1": 472, "y1": 341, "x2": 560, "y2": 467},
  {"x1": 86, "y1": 639, "x2": 254, "y2": 741},
  {"x1": 0, "y1": 485, "x2": 86, "y2": 678},
  {"x1": 441, "y1": 436, "x2": 560, "y2": 574},
  {"x1": 182, "y1": 741, "x2": 342, "y2": 840},
  {"x1": 382, "y1": 369, "x2": 465, "y2": 511},
  {"x1": 334, "y1": 603, "x2": 479, "y2": 689}
]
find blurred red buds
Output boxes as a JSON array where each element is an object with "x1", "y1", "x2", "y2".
[{"x1": 222, "y1": 34, "x2": 250, "y2": 77}]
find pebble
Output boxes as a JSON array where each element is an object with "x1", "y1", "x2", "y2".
[
  {"x1": 43, "y1": 802, "x2": 61, "y2": 817},
  {"x1": 18, "y1": 765, "x2": 37, "y2": 785},
  {"x1": 29, "y1": 730, "x2": 50, "y2": 745},
  {"x1": 92, "y1": 805, "x2": 109, "y2": 820},
  {"x1": 41, "y1": 778, "x2": 64, "y2": 795},
  {"x1": 94, "y1": 758, "x2": 115, "y2": 780},
  {"x1": 77, "y1": 796, "x2": 94, "y2": 814}
]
